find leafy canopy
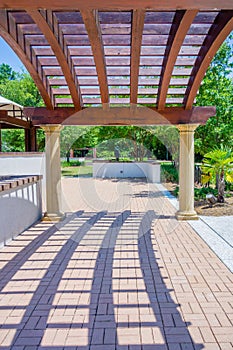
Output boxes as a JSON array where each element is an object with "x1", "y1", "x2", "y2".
[{"x1": 195, "y1": 36, "x2": 233, "y2": 157}]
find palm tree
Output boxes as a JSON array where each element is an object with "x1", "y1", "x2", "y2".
[{"x1": 201, "y1": 148, "x2": 233, "y2": 202}]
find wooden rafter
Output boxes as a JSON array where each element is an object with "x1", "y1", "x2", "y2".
[
  {"x1": 184, "y1": 10, "x2": 233, "y2": 109},
  {"x1": 157, "y1": 10, "x2": 198, "y2": 110},
  {"x1": 130, "y1": 9, "x2": 145, "y2": 104},
  {"x1": 0, "y1": 111, "x2": 31, "y2": 128},
  {"x1": 80, "y1": 9, "x2": 109, "y2": 105},
  {"x1": 0, "y1": 0, "x2": 233, "y2": 10},
  {"x1": 0, "y1": 10, "x2": 53, "y2": 109},
  {"x1": 27, "y1": 9, "x2": 83, "y2": 110},
  {"x1": 25, "y1": 106, "x2": 216, "y2": 126}
]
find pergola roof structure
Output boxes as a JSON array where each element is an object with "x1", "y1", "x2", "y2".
[
  {"x1": 0, "y1": 1, "x2": 233, "y2": 125},
  {"x1": 0, "y1": 95, "x2": 30, "y2": 129}
]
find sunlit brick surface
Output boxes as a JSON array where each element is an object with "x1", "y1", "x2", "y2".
[{"x1": 0, "y1": 178, "x2": 232, "y2": 349}]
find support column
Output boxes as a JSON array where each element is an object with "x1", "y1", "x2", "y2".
[
  {"x1": 0, "y1": 124, "x2": 2, "y2": 152},
  {"x1": 25, "y1": 127, "x2": 37, "y2": 152},
  {"x1": 42, "y1": 125, "x2": 64, "y2": 221},
  {"x1": 30, "y1": 126, "x2": 37, "y2": 151},
  {"x1": 25, "y1": 129, "x2": 30, "y2": 152},
  {"x1": 176, "y1": 124, "x2": 199, "y2": 220}
]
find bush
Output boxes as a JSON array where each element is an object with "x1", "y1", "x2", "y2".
[
  {"x1": 161, "y1": 163, "x2": 179, "y2": 183},
  {"x1": 61, "y1": 160, "x2": 84, "y2": 167},
  {"x1": 194, "y1": 187, "x2": 218, "y2": 200},
  {"x1": 225, "y1": 182, "x2": 233, "y2": 191}
]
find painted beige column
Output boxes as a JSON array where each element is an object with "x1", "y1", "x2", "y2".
[
  {"x1": 42, "y1": 125, "x2": 64, "y2": 221},
  {"x1": 176, "y1": 124, "x2": 199, "y2": 220}
]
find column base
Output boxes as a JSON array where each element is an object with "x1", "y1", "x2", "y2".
[
  {"x1": 42, "y1": 212, "x2": 65, "y2": 222},
  {"x1": 176, "y1": 210, "x2": 199, "y2": 221}
]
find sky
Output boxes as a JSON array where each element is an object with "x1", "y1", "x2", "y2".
[{"x1": 0, "y1": 37, "x2": 27, "y2": 72}]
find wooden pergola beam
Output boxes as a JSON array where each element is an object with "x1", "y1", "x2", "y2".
[
  {"x1": 27, "y1": 9, "x2": 83, "y2": 110},
  {"x1": 0, "y1": 10, "x2": 53, "y2": 110},
  {"x1": 130, "y1": 9, "x2": 145, "y2": 104},
  {"x1": 24, "y1": 106, "x2": 216, "y2": 126},
  {"x1": 0, "y1": 0, "x2": 233, "y2": 10},
  {"x1": 157, "y1": 10, "x2": 198, "y2": 110},
  {"x1": 184, "y1": 10, "x2": 233, "y2": 109},
  {"x1": 80, "y1": 9, "x2": 109, "y2": 105},
  {"x1": 0, "y1": 111, "x2": 31, "y2": 129}
]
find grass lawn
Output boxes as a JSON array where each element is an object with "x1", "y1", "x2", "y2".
[{"x1": 61, "y1": 165, "x2": 93, "y2": 177}]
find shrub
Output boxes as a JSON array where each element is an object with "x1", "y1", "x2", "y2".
[
  {"x1": 61, "y1": 160, "x2": 84, "y2": 167},
  {"x1": 161, "y1": 163, "x2": 179, "y2": 183},
  {"x1": 194, "y1": 187, "x2": 218, "y2": 200}
]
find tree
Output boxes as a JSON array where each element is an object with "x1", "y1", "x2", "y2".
[
  {"x1": 0, "y1": 67, "x2": 44, "y2": 152},
  {"x1": 195, "y1": 36, "x2": 233, "y2": 157},
  {"x1": 0, "y1": 63, "x2": 17, "y2": 83},
  {"x1": 60, "y1": 126, "x2": 93, "y2": 159},
  {"x1": 0, "y1": 69, "x2": 43, "y2": 107},
  {"x1": 201, "y1": 147, "x2": 233, "y2": 202}
]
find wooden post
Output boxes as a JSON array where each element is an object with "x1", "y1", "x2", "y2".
[
  {"x1": 30, "y1": 126, "x2": 37, "y2": 152},
  {"x1": 24, "y1": 127, "x2": 37, "y2": 152},
  {"x1": 0, "y1": 124, "x2": 2, "y2": 152},
  {"x1": 25, "y1": 129, "x2": 30, "y2": 151}
]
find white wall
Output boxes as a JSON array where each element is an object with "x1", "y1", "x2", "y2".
[
  {"x1": 0, "y1": 180, "x2": 42, "y2": 247},
  {"x1": 93, "y1": 161, "x2": 160, "y2": 183},
  {"x1": 0, "y1": 152, "x2": 46, "y2": 205}
]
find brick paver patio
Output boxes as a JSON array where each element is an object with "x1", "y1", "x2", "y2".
[{"x1": 0, "y1": 178, "x2": 232, "y2": 349}]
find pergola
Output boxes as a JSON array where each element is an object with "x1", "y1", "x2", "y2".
[
  {"x1": 0, "y1": 95, "x2": 35, "y2": 152},
  {"x1": 0, "y1": 0, "x2": 233, "y2": 220}
]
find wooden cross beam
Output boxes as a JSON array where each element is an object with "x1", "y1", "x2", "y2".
[{"x1": 24, "y1": 106, "x2": 216, "y2": 126}]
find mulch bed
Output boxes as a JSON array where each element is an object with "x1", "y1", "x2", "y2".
[{"x1": 163, "y1": 182, "x2": 233, "y2": 216}]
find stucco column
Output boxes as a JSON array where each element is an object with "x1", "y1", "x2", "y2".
[
  {"x1": 176, "y1": 124, "x2": 199, "y2": 220},
  {"x1": 42, "y1": 125, "x2": 64, "y2": 221}
]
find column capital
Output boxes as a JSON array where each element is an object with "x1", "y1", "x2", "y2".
[
  {"x1": 176, "y1": 124, "x2": 199, "y2": 133},
  {"x1": 42, "y1": 124, "x2": 63, "y2": 134}
]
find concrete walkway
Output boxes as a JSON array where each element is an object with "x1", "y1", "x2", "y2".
[{"x1": 0, "y1": 178, "x2": 232, "y2": 349}]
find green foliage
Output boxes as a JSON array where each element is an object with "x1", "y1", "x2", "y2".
[
  {"x1": 1, "y1": 129, "x2": 25, "y2": 152},
  {"x1": 73, "y1": 125, "x2": 177, "y2": 162},
  {"x1": 0, "y1": 64, "x2": 44, "y2": 152},
  {"x1": 60, "y1": 126, "x2": 93, "y2": 157},
  {"x1": 148, "y1": 126, "x2": 179, "y2": 162},
  {"x1": 201, "y1": 147, "x2": 233, "y2": 185},
  {"x1": 161, "y1": 163, "x2": 179, "y2": 183},
  {"x1": 194, "y1": 187, "x2": 218, "y2": 200},
  {"x1": 36, "y1": 128, "x2": 45, "y2": 152},
  {"x1": 61, "y1": 160, "x2": 83, "y2": 167},
  {"x1": 0, "y1": 63, "x2": 17, "y2": 83},
  {"x1": 0, "y1": 67, "x2": 43, "y2": 107},
  {"x1": 195, "y1": 37, "x2": 233, "y2": 156}
]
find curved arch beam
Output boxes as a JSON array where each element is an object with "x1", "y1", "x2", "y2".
[
  {"x1": 0, "y1": 12, "x2": 53, "y2": 109},
  {"x1": 27, "y1": 9, "x2": 82, "y2": 110},
  {"x1": 157, "y1": 10, "x2": 198, "y2": 110},
  {"x1": 185, "y1": 11, "x2": 233, "y2": 109},
  {"x1": 81, "y1": 9, "x2": 109, "y2": 105},
  {"x1": 130, "y1": 9, "x2": 145, "y2": 105}
]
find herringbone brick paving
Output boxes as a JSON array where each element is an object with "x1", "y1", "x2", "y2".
[{"x1": 0, "y1": 178, "x2": 232, "y2": 349}]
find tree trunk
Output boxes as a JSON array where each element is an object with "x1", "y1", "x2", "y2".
[
  {"x1": 217, "y1": 171, "x2": 225, "y2": 203},
  {"x1": 66, "y1": 150, "x2": 70, "y2": 163}
]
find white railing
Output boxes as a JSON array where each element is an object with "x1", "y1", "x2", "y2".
[{"x1": 0, "y1": 175, "x2": 43, "y2": 247}]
